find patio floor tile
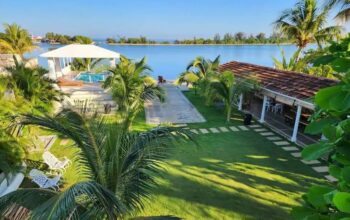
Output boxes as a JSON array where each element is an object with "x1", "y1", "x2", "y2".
[
  {"x1": 254, "y1": 128, "x2": 267, "y2": 132},
  {"x1": 312, "y1": 166, "x2": 329, "y2": 173},
  {"x1": 274, "y1": 141, "x2": 290, "y2": 146},
  {"x1": 210, "y1": 128, "x2": 220, "y2": 133},
  {"x1": 219, "y1": 127, "x2": 229, "y2": 132},
  {"x1": 301, "y1": 160, "x2": 321, "y2": 165},
  {"x1": 260, "y1": 132, "x2": 275, "y2": 136},
  {"x1": 267, "y1": 136, "x2": 282, "y2": 141},
  {"x1": 249, "y1": 124, "x2": 261, "y2": 128},
  {"x1": 291, "y1": 152, "x2": 302, "y2": 157},
  {"x1": 282, "y1": 146, "x2": 299, "y2": 151},
  {"x1": 190, "y1": 129, "x2": 199, "y2": 134},
  {"x1": 325, "y1": 175, "x2": 337, "y2": 182},
  {"x1": 238, "y1": 126, "x2": 249, "y2": 131},
  {"x1": 229, "y1": 126, "x2": 239, "y2": 131},
  {"x1": 199, "y1": 128, "x2": 209, "y2": 134}
]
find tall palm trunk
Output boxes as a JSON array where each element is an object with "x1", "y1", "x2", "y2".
[{"x1": 226, "y1": 101, "x2": 232, "y2": 123}]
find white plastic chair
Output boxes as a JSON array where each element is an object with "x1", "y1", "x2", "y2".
[
  {"x1": 29, "y1": 169, "x2": 60, "y2": 190},
  {"x1": 273, "y1": 103, "x2": 283, "y2": 114},
  {"x1": 42, "y1": 151, "x2": 71, "y2": 173}
]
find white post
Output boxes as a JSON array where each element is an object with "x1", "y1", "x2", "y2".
[
  {"x1": 109, "y1": 58, "x2": 116, "y2": 68},
  {"x1": 259, "y1": 95, "x2": 267, "y2": 123},
  {"x1": 291, "y1": 105, "x2": 302, "y2": 142},
  {"x1": 47, "y1": 58, "x2": 56, "y2": 80},
  {"x1": 238, "y1": 94, "x2": 243, "y2": 111},
  {"x1": 62, "y1": 58, "x2": 66, "y2": 67}
]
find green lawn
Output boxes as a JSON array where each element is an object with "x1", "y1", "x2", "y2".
[
  {"x1": 136, "y1": 91, "x2": 327, "y2": 219},
  {"x1": 23, "y1": 91, "x2": 327, "y2": 219}
]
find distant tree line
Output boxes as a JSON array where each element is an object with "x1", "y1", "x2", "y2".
[
  {"x1": 106, "y1": 32, "x2": 291, "y2": 45},
  {"x1": 106, "y1": 36, "x2": 166, "y2": 44},
  {"x1": 43, "y1": 32, "x2": 93, "y2": 44}
]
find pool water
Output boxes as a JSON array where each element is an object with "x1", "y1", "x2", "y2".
[{"x1": 75, "y1": 72, "x2": 110, "y2": 83}]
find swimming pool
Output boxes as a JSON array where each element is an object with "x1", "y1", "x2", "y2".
[{"x1": 75, "y1": 72, "x2": 110, "y2": 83}]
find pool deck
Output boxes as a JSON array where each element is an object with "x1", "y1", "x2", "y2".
[{"x1": 144, "y1": 84, "x2": 206, "y2": 124}]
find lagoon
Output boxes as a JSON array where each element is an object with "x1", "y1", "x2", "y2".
[{"x1": 26, "y1": 43, "x2": 300, "y2": 80}]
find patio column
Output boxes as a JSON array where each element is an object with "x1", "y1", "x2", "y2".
[
  {"x1": 259, "y1": 95, "x2": 268, "y2": 123},
  {"x1": 47, "y1": 58, "x2": 56, "y2": 80},
  {"x1": 109, "y1": 58, "x2": 116, "y2": 68},
  {"x1": 62, "y1": 58, "x2": 66, "y2": 67},
  {"x1": 291, "y1": 105, "x2": 302, "y2": 142},
  {"x1": 238, "y1": 94, "x2": 243, "y2": 111}
]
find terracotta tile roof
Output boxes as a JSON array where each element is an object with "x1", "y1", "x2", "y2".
[{"x1": 219, "y1": 61, "x2": 339, "y2": 100}]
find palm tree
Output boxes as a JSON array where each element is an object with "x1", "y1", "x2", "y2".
[
  {"x1": 185, "y1": 56, "x2": 221, "y2": 105},
  {"x1": 0, "y1": 23, "x2": 36, "y2": 58},
  {"x1": 209, "y1": 71, "x2": 257, "y2": 122},
  {"x1": 274, "y1": 0, "x2": 342, "y2": 58},
  {"x1": 328, "y1": 0, "x2": 350, "y2": 22},
  {"x1": 0, "y1": 109, "x2": 191, "y2": 219},
  {"x1": 175, "y1": 71, "x2": 200, "y2": 94},
  {"x1": 103, "y1": 56, "x2": 164, "y2": 129},
  {"x1": 6, "y1": 63, "x2": 64, "y2": 112},
  {"x1": 272, "y1": 48, "x2": 306, "y2": 72},
  {"x1": 71, "y1": 58, "x2": 102, "y2": 71},
  {"x1": 186, "y1": 55, "x2": 220, "y2": 78}
]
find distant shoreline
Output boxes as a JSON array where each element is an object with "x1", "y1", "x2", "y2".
[{"x1": 105, "y1": 43, "x2": 294, "y2": 46}]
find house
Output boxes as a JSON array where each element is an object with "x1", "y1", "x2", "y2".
[{"x1": 219, "y1": 61, "x2": 338, "y2": 145}]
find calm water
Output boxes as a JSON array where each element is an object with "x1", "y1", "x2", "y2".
[{"x1": 26, "y1": 43, "x2": 300, "y2": 80}]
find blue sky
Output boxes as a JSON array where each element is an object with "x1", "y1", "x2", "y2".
[{"x1": 0, "y1": 0, "x2": 348, "y2": 39}]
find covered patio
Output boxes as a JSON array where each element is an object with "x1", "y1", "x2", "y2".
[
  {"x1": 40, "y1": 44, "x2": 120, "y2": 80},
  {"x1": 219, "y1": 61, "x2": 338, "y2": 145}
]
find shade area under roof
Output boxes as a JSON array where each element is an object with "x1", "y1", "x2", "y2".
[{"x1": 40, "y1": 44, "x2": 120, "y2": 58}]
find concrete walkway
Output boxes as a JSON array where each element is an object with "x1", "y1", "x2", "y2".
[{"x1": 145, "y1": 84, "x2": 205, "y2": 124}]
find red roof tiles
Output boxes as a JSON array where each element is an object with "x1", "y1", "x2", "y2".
[{"x1": 219, "y1": 61, "x2": 338, "y2": 100}]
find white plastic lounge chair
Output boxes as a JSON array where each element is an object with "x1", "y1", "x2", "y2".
[
  {"x1": 29, "y1": 169, "x2": 60, "y2": 190},
  {"x1": 42, "y1": 151, "x2": 71, "y2": 173}
]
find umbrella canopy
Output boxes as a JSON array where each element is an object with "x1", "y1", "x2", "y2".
[{"x1": 40, "y1": 44, "x2": 120, "y2": 59}]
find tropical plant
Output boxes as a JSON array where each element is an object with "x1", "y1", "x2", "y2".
[
  {"x1": 103, "y1": 56, "x2": 164, "y2": 129},
  {"x1": 306, "y1": 64, "x2": 336, "y2": 78},
  {"x1": 0, "y1": 109, "x2": 192, "y2": 219},
  {"x1": 311, "y1": 34, "x2": 350, "y2": 74},
  {"x1": 274, "y1": 0, "x2": 342, "y2": 58},
  {"x1": 71, "y1": 58, "x2": 102, "y2": 71},
  {"x1": 328, "y1": 0, "x2": 350, "y2": 22},
  {"x1": 273, "y1": 48, "x2": 306, "y2": 72},
  {"x1": 208, "y1": 71, "x2": 257, "y2": 122},
  {"x1": 0, "y1": 23, "x2": 36, "y2": 57},
  {"x1": 184, "y1": 56, "x2": 221, "y2": 105},
  {"x1": 175, "y1": 71, "x2": 200, "y2": 94},
  {"x1": 186, "y1": 55, "x2": 220, "y2": 78},
  {"x1": 0, "y1": 130, "x2": 25, "y2": 177},
  {"x1": 292, "y1": 71, "x2": 350, "y2": 219},
  {"x1": 6, "y1": 63, "x2": 64, "y2": 112}
]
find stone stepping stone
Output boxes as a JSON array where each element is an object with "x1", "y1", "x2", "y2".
[
  {"x1": 254, "y1": 128, "x2": 267, "y2": 132},
  {"x1": 209, "y1": 128, "x2": 220, "y2": 133},
  {"x1": 312, "y1": 166, "x2": 329, "y2": 173},
  {"x1": 267, "y1": 136, "x2": 282, "y2": 141},
  {"x1": 199, "y1": 128, "x2": 209, "y2": 134},
  {"x1": 238, "y1": 126, "x2": 249, "y2": 131},
  {"x1": 249, "y1": 124, "x2": 261, "y2": 128},
  {"x1": 219, "y1": 127, "x2": 229, "y2": 132},
  {"x1": 301, "y1": 160, "x2": 320, "y2": 165},
  {"x1": 325, "y1": 175, "x2": 337, "y2": 182},
  {"x1": 229, "y1": 126, "x2": 239, "y2": 131},
  {"x1": 260, "y1": 132, "x2": 274, "y2": 136},
  {"x1": 190, "y1": 129, "x2": 199, "y2": 134},
  {"x1": 282, "y1": 146, "x2": 299, "y2": 151},
  {"x1": 60, "y1": 139, "x2": 69, "y2": 146},
  {"x1": 291, "y1": 152, "x2": 302, "y2": 157},
  {"x1": 274, "y1": 141, "x2": 290, "y2": 146}
]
